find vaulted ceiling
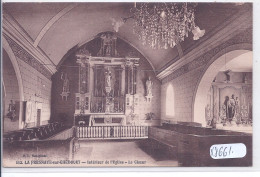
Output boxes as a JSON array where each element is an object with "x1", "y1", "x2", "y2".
[{"x1": 3, "y1": 2, "x2": 251, "y2": 72}]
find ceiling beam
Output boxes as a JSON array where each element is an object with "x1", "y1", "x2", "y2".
[{"x1": 33, "y1": 4, "x2": 78, "y2": 47}]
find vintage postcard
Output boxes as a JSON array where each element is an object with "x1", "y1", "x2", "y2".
[{"x1": 1, "y1": 1, "x2": 253, "y2": 168}]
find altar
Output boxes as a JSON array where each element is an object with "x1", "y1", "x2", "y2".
[{"x1": 73, "y1": 32, "x2": 139, "y2": 126}]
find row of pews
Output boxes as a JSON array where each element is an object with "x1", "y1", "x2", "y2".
[
  {"x1": 149, "y1": 122, "x2": 252, "y2": 166},
  {"x1": 4, "y1": 122, "x2": 65, "y2": 142}
]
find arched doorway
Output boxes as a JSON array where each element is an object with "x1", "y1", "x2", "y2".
[{"x1": 193, "y1": 45, "x2": 252, "y2": 127}]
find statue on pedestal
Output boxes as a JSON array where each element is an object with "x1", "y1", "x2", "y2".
[
  {"x1": 60, "y1": 72, "x2": 70, "y2": 101},
  {"x1": 105, "y1": 69, "x2": 113, "y2": 95},
  {"x1": 145, "y1": 77, "x2": 153, "y2": 102},
  {"x1": 63, "y1": 74, "x2": 69, "y2": 92},
  {"x1": 105, "y1": 70, "x2": 112, "y2": 88}
]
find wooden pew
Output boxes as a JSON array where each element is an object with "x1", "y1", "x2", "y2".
[
  {"x1": 149, "y1": 123, "x2": 252, "y2": 166},
  {"x1": 4, "y1": 122, "x2": 66, "y2": 142}
]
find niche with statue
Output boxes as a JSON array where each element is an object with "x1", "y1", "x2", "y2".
[{"x1": 205, "y1": 72, "x2": 252, "y2": 129}]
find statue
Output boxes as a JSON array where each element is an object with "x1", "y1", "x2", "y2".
[
  {"x1": 98, "y1": 32, "x2": 119, "y2": 57},
  {"x1": 7, "y1": 100, "x2": 16, "y2": 121},
  {"x1": 224, "y1": 94, "x2": 236, "y2": 123},
  {"x1": 224, "y1": 70, "x2": 232, "y2": 83},
  {"x1": 61, "y1": 73, "x2": 69, "y2": 92},
  {"x1": 100, "y1": 33, "x2": 114, "y2": 56},
  {"x1": 105, "y1": 69, "x2": 112, "y2": 88},
  {"x1": 146, "y1": 77, "x2": 153, "y2": 96},
  {"x1": 60, "y1": 72, "x2": 70, "y2": 101},
  {"x1": 145, "y1": 77, "x2": 153, "y2": 102},
  {"x1": 224, "y1": 96, "x2": 230, "y2": 122},
  {"x1": 105, "y1": 68, "x2": 113, "y2": 95}
]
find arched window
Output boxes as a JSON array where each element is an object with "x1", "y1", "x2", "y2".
[{"x1": 166, "y1": 84, "x2": 175, "y2": 117}]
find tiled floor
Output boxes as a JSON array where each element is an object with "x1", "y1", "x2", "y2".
[{"x1": 73, "y1": 139, "x2": 179, "y2": 167}]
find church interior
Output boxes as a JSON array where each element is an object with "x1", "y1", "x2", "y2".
[{"x1": 2, "y1": 2, "x2": 253, "y2": 167}]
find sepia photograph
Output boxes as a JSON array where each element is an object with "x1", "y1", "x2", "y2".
[{"x1": 1, "y1": 1, "x2": 253, "y2": 168}]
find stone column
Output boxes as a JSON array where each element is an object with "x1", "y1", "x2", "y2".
[
  {"x1": 89, "y1": 63, "x2": 94, "y2": 94},
  {"x1": 121, "y1": 65, "x2": 125, "y2": 96}
]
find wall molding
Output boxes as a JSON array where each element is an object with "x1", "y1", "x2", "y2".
[
  {"x1": 2, "y1": 12, "x2": 57, "y2": 75},
  {"x1": 161, "y1": 27, "x2": 252, "y2": 84},
  {"x1": 4, "y1": 34, "x2": 52, "y2": 80}
]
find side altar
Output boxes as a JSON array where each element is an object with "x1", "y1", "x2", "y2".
[{"x1": 74, "y1": 32, "x2": 139, "y2": 126}]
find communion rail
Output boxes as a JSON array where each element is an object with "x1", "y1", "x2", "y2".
[{"x1": 76, "y1": 126, "x2": 148, "y2": 139}]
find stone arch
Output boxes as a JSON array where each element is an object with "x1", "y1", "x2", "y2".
[{"x1": 193, "y1": 43, "x2": 252, "y2": 126}]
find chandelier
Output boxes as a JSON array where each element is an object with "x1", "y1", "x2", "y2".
[{"x1": 129, "y1": 2, "x2": 205, "y2": 49}]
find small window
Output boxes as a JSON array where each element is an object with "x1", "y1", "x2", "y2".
[{"x1": 166, "y1": 84, "x2": 175, "y2": 117}]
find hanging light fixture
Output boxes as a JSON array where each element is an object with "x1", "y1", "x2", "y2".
[{"x1": 129, "y1": 2, "x2": 205, "y2": 49}]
